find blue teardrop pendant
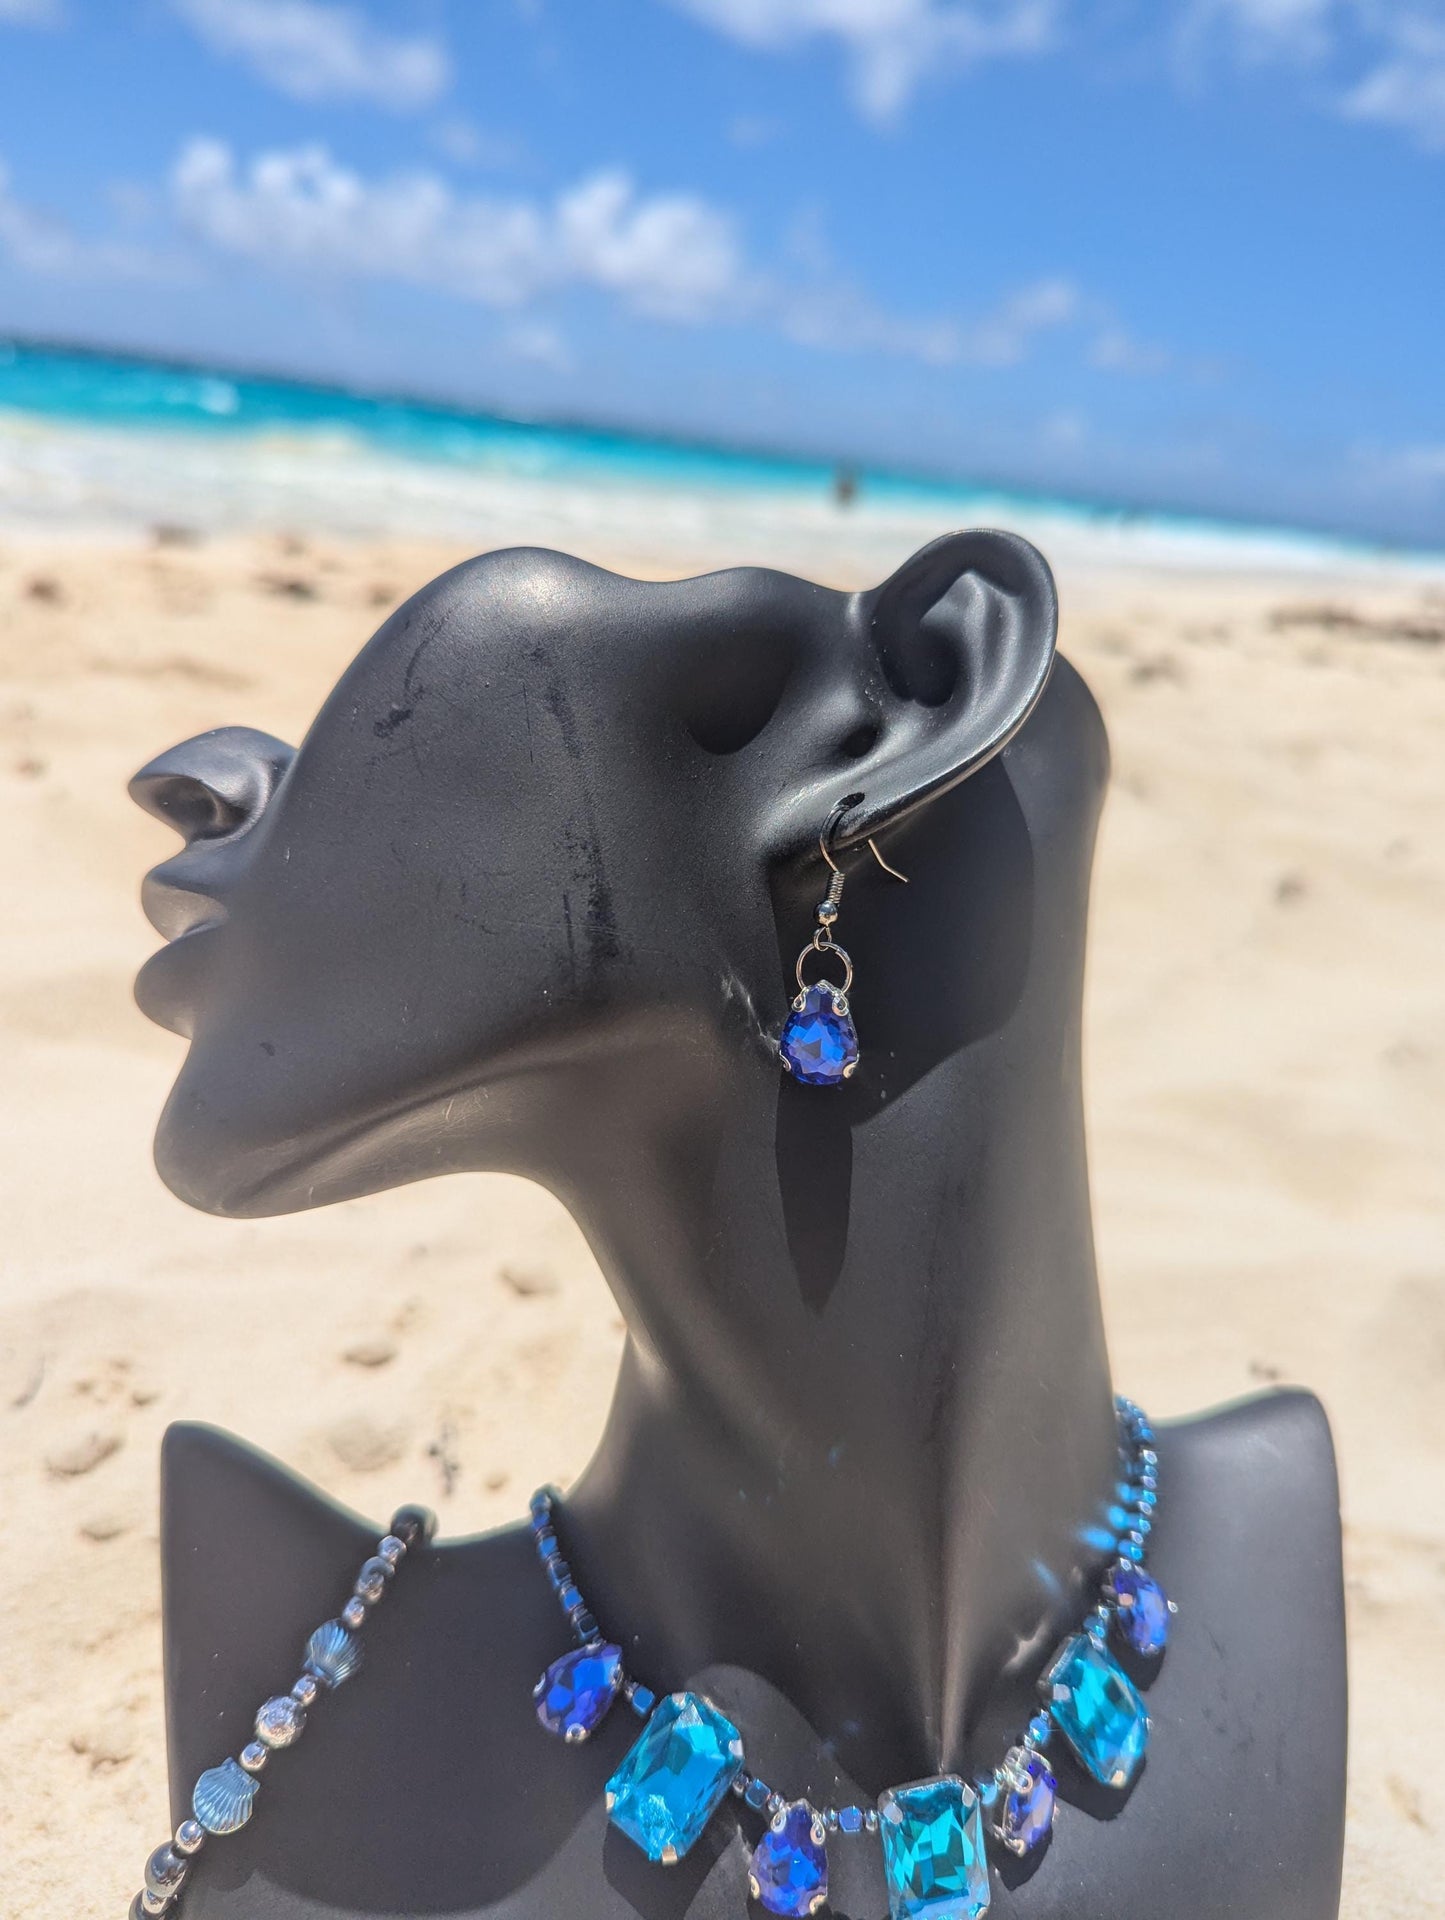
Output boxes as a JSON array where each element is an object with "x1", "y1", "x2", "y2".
[{"x1": 779, "y1": 983, "x2": 859, "y2": 1085}]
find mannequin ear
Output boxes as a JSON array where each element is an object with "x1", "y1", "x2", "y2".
[{"x1": 832, "y1": 529, "x2": 1057, "y2": 849}]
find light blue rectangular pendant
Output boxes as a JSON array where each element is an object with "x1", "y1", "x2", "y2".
[
  {"x1": 605, "y1": 1691, "x2": 744, "y2": 1864},
  {"x1": 877, "y1": 1775, "x2": 991, "y2": 1919},
  {"x1": 1042, "y1": 1632, "x2": 1150, "y2": 1788}
]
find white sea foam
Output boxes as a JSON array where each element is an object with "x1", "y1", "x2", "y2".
[{"x1": 1, "y1": 408, "x2": 1438, "y2": 582}]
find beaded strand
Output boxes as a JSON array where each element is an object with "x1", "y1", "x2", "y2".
[{"x1": 128, "y1": 1503, "x2": 436, "y2": 1920}]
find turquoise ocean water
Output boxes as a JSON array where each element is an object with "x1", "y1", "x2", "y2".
[{"x1": 0, "y1": 338, "x2": 1427, "y2": 574}]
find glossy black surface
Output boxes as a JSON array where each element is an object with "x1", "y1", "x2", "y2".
[{"x1": 132, "y1": 533, "x2": 1346, "y2": 1918}]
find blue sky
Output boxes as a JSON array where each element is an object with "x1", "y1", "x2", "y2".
[{"x1": 0, "y1": 0, "x2": 1442, "y2": 541}]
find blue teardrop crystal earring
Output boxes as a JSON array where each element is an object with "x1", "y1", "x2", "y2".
[{"x1": 778, "y1": 818, "x2": 907, "y2": 1087}]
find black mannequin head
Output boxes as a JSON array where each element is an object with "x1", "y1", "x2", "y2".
[{"x1": 132, "y1": 531, "x2": 1087, "y2": 1229}]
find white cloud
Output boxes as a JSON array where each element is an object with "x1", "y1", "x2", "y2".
[
  {"x1": 664, "y1": 0, "x2": 1060, "y2": 121},
  {"x1": 1190, "y1": 0, "x2": 1445, "y2": 148},
  {"x1": 171, "y1": 0, "x2": 450, "y2": 111},
  {"x1": 170, "y1": 139, "x2": 751, "y2": 322},
  {"x1": 1342, "y1": 15, "x2": 1445, "y2": 148}
]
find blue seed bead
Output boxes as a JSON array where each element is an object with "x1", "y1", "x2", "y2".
[
  {"x1": 1140, "y1": 1449, "x2": 1158, "y2": 1468},
  {"x1": 572, "y1": 1609, "x2": 599, "y2": 1642},
  {"x1": 744, "y1": 1777, "x2": 771, "y2": 1810},
  {"x1": 547, "y1": 1559, "x2": 571, "y2": 1591},
  {"x1": 535, "y1": 1530, "x2": 557, "y2": 1557},
  {"x1": 1122, "y1": 1539, "x2": 1145, "y2": 1562},
  {"x1": 559, "y1": 1584, "x2": 582, "y2": 1613},
  {"x1": 976, "y1": 1776, "x2": 1000, "y2": 1807},
  {"x1": 1027, "y1": 1712, "x2": 1053, "y2": 1748},
  {"x1": 838, "y1": 1806, "x2": 864, "y2": 1834},
  {"x1": 629, "y1": 1684, "x2": 656, "y2": 1717},
  {"x1": 1133, "y1": 1515, "x2": 1152, "y2": 1536},
  {"x1": 529, "y1": 1490, "x2": 552, "y2": 1519},
  {"x1": 1134, "y1": 1488, "x2": 1158, "y2": 1509}
]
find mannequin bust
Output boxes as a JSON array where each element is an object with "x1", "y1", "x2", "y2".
[{"x1": 131, "y1": 532, "x2": 1346, "y2": 1920}]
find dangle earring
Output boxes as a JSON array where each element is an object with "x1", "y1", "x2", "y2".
[{"x1": 777, "y1": 819, "x2": 907, "y2": 1086}]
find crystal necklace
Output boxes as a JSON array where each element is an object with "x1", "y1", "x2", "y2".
[
  {"x1": 530, "y1": 1396, "x2": 1173, "y2": 1918},
  {"x1": 129, "y1": 1401, "x2": 1171, "y2": 1920}
]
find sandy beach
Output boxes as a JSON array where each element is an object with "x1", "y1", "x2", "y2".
[{"x1": 2, "y1": 524, "x2": 1442, "y2": 1915}]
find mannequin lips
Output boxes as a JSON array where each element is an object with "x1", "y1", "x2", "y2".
[{"x1": 134, "y1": 919, "x2": 222, "y2": 1038}]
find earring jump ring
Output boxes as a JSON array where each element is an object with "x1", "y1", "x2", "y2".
[{"x1": 795, "y1": 940, "x2": 854, "y2": 999}]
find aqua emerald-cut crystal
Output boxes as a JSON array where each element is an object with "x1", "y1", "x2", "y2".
[
  {"x1": 878, "y1": 1775, "x2": 990, "y2": 1919},
  {"x1": 749, "y1": 1801, "x2": 829, "y2": 1916},
  {"x1": 779, "y1": 985, "x2": 859, "y2": 1086},
  {"x1": 534, "y1": 1642, "x2": 623, "y2": 1741},
  {"x1": 1043, "y1": 1633, "x2": 1149, "y2": 1788},
  {"x1": 605, "y1": 1691, "x2": 744, "y2": 1863},
  {"x1": 1107, "y1": 1564, "x2": 1171, "y2": 1655}
]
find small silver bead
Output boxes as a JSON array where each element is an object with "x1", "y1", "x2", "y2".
[
  {"x1": 239, "y1": 1741, "x2": 269, "y2": 1773},
  {"x1": 377, "y1": 1534, "x2": 406, "y2": 1567},
  {"x1": 173, "y1": 1819, "x2": 206, "y2": 1856},
  {"x1": 341, "y1": 1596, "x2": 368, "y2": 1631},
  {"x1": 354, "y1": 1555, "x2": 392, "y2": 1604},
  {"x1": 864, "y1": 1808, "x2": 879, "y2": 1833},
  {"x1": 139, "y1": 1891, "x2": 171, "y2": 1917},
  {"x1": 255, "y1": 1693, "x2": 307, "y2": 1749},
  {"x1": 290, "y1": 1672, "x2": 320, "y2": 1708}
]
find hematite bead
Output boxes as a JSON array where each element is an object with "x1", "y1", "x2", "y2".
[
  {"x1": 255, "y1": 1693, "x2": 307, "y2": 1748},
  {"x1": 145, "y1": 1844, "x2": 189, "y2": 1899},
  {"x1": 377, "y1": 1534, "x2": 406, "y2": 1566},
  {"x1": 389, "y1": 1503, "x2": 436, "y2": 1548},
  {"x1": 354, "y1": 1556, "x2": 393, "y2": 1603},
  {"x1": 173, "y1": 1819, "x2": 205, "y2": 1856},
  {"x1": 138, "y1": 1890, "x2": 170, "y2": 1917},
  {"x1": 239, "y1": 1741, "x2": 269, "y2": 1773},
  {"x1": 291, "y1": 1672, "x2": 320, "y2": 1707},
  {"x1": 341, "y1": 1596, "x2": 368, "y2": 1630}
]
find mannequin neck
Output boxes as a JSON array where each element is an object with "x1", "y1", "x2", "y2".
[{"x1": 555, "y1": 1014, "x2": 1117, "y2": 1792}]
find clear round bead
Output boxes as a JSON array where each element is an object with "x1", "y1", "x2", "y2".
[
  {"x1": 354, "y1": 1555, "x2": 392, "y2": 1604},
  {"x1": 255, "y1": 1694, "x2": 307, "y2": 1749}
]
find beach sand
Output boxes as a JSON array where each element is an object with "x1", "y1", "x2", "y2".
[{"x1": 1, "y1": 526, "x2": 1441, "y2": 1914}]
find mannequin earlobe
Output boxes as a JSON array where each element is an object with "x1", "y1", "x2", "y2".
[{"x1": 835, "y1": 529, "x2": 1057, "y2": 848}]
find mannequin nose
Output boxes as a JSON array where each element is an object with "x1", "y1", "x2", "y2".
[{"x1": 130, "y1": 727, "x2": 295, "y2": 846}]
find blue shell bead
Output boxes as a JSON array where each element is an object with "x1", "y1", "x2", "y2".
[
  {"x1": 749, "y1": 1802, "x2": 829, "y2": 1917},
  {"x1": 534, "y1": 1642, "x2": 623, "y2": 1741},
  {"x1": 192, "y1": 1757, "x2": 260, "y2": 1835},
  {"x1": 303, "y1": 1618, "x2": 363, "y2": 1689}
]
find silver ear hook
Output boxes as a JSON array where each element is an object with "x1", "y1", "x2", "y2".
[{"x1": 778, "y1": 814, "x2": 909, "y2": 1085}]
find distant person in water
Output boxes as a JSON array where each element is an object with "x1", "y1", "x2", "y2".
[{"x1": 833, "y1": 465, "x2": 858, "y2": 507}]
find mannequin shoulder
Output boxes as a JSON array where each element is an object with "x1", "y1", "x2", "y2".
[
  {"x1": 1161, "y1": 1386, "x2": 1343, "y2": 1567},
  {"x1": 159, "y1": 1425, "x2": 395, "y2": 1811}
]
